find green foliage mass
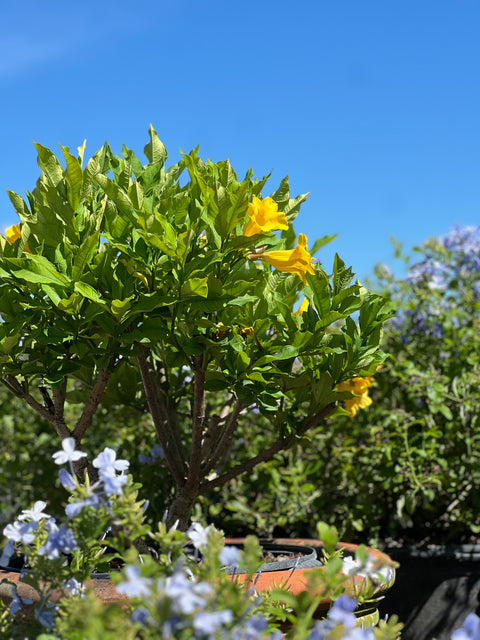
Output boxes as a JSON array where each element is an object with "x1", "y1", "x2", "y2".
[{"x1": 0, "y1": 127, "x2": 391, "y2": 529}]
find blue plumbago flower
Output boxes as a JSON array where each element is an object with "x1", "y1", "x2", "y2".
[
  {"x1": 52, "y1": 437, "x2": 87, "y2": 466},
  {"x1": 451, "y1": 613, "x2": 480, "y2": 640},
  {"x1": 151, "y1": 443, "x2": 165, "y2": 460},
  {"x1": 131, "y1": 607, "x2": 152, "y2": 626},
  {"x1": 193, "y1": 609, "x2": 234, "y2": 636},
  {"x1": 93, "y1": 447, "x2": 129, "y2": 477},
  {"x1": 9, "y1": 586, "x2": 33, "y2": 615},
  {"x1": 58, "y1": 468, "x2": 77, "y2": 491},
  {"x1": 17, "y1": 500, "x2": 50, "y2": 522},
  {"x1": 187, "y1": 522, "x2": 214, "y2": 550},
  {"x1": 3, "y1": 520, "x2": 38, "y2": 545},
  {"x1": 342, "y1": 555, "x2": 394, "y2": 584},
  {"x1": 0, "y1": 540, "x2": 15, "y2": 566},
  {"x1": 231, "y1": 614, "x2": 283, "y2": 640},
  {"x1": 63, "y1": 577, "x2": 84, "y2": 597},
  {"x1": 34, "y1": 601, "x2": 57, "y2": 630},
  {"x1": 100, "y1": 471, "x2": 128, "y2": 497},
  {"x1": 65, "y1": 493, "x2": 101, "y2": 517},
  {"x1": 219, "y1": 545, "x2": 241, "y2": 568},
  {"x1": 327, "y1": 594, "x2": 358, "y2": 628},
  {"x1": 38, "y1": 522, "x2": 77, "y2": 560},
  {"x1": 165, "y1": 571, "x2": 212, "y2": 615},
  {"x1": 117, "y1": 565, "x2": 153, "y2": 598}
]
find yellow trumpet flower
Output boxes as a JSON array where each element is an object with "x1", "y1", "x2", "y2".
[
  {"x1": 5, "y1": 223, "x2": 30, "y2": 253},
  {"x1": 243, "y1": 196, "x2": 288, "y2": 237},
  {"x1": 337, "y1": 376, "x2": 374, "y2": 418},
  {"x1": 252, "y1": 233, "x2": 315, "y2": 284},
  {"x1": 6, "y1": 224, "x2": 21, "y2": 244},
  {"x1": 293, "y1": 297, "x2": 310, "y2": 315}
]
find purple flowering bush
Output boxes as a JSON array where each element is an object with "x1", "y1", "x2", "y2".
[
  {"x1": 0, "y1": 441, "x2": 403, "y2": 639},
  {"x1": 350, "y1": 225, "x2": 480, "y2": 543}
]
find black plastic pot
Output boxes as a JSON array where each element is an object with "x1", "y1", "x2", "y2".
[{"x1": 378, "y1": 545, "x2": 480, "y2": 640}]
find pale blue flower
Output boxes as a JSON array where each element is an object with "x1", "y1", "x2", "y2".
[
  {"x1": 0, "y1": 540, "x2": 15, "y2": 566},
  {"x1": 9, "y1": 586, "x2": 33, "y2": 615},
  {"x1": 193, "y1": 609, "x2": 233, "y2": 636},
  {"x1": 100, "y1": 471, "x2": 128, "y2": 496},
  {"x1": 34, "y1": 601, "x2": 57, "y2": 629},
  {"x1": 93, "y1": 447, "x2": 129, "y2": 476},
  {"x1": 231, "y1": 614, "x2": 282, "y2": 640},
  {"x1": 342, "y1": 555, "x2": 394, "y2": 584},
  {"x1": 63, "y1": 578, "x2": 84, "y2": 597},
  {"x1": 58, "y1": 468, "x2": 77, "y2": 491},
  {"x1": 165, "y1": 571, "x2": 211, "y2": 615},
  {"x1": 3, "y1": 520, "x2": 38, "y2": 545},
  {"x1": 38, "y1": 523, "x2": 77, "y2": 560},
  {"x1": 151, "y1": 443, "x2": 165, "y2": 459},
  {"x1": 131, "y1": 607, "x2": 152, "y2": 626},
  {"x1": 308, "y1": 595, "x2": 359, "y2": 638},
  {"x1": 451, "y1": 613, "x2": 480, "y2": 640},
  {"x1": 17, "y1": 500, "x2": 50, "y2": 522},
  {"x1": 65, "y1": 493, "x2": 100, "y2": 517},
  {"x1": 117, "y1": 565, "x2": 153, "y2": 598},
  {"x1": 219, "y1": 545, "x2": 241, "y2": 568},
  {"x1": 52, "y1": 437, "x2": 87, "y2": 465},
  {"x1": 187, "y1": 522, "x2": 213, "y2": 550},
  {"x1": 327, "y1": 594, "x2": 357, "y2": 628}
]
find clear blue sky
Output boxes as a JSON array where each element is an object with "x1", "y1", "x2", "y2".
[{"x1": 1, "y1": 0, "x2": 479, "y2": 280}]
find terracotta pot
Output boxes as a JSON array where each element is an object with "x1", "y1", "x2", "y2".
[
  {"x1": 225, "y1": 538, "x2": 396, "y2": 618},
  {"x1": 0, "y1": 569, "x2": 127, "y2": 609},
  {"x1": 0, "y1": 538, "x2": 395, "y2": 626}
]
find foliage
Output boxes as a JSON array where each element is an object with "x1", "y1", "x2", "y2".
[
  {"x1": 207, "y1": 226, "x2": 480, "y2": 545},
  {"x1": 0, "y1": 127, "x2": 391, "y2": 529},
  {"x1": 0, "y1": 442, "x2": 402, "y2": 639}
]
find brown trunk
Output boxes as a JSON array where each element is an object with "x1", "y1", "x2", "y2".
[{"x1": 165, "y1": 483, "x2": 200, "y2": 531}]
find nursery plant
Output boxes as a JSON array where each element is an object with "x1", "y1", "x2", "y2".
[{"x1": 0, "y1": 126, "x2": 392, "y2": 530}]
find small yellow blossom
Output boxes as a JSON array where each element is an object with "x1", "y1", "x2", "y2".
[
  {"x1": 293, "y1": 297, "x2": 310, "y2": 315},
  {"x1": 251, "y1": 233, "x2": 315, "y2": 284},
  {"x1": 6, "y1": 224, "x2": 21, "y2": 244},
  {"x1": 243, "y1": 196, "x2": 288, "y2": 237},
  {"x1": 337, "y1": 376, "x2": 374, "y2": 418},
  {"x1": 6, "y1": 223, "x2": 30, "y2": 253}
]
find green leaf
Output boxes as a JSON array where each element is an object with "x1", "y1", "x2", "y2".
[
  {"x1": 111, "y1": 297, "x2": 133, "y2": 319},
  {"x1": 6, "y1": 191, "x2": 30, "y2": 219},
  {"x1": 7, "y1": 255, "x2": 70, "y2": 286},
  {"x1": 309, "y1": 234, "x2": 338, "y2": 256},
  {"x1": 144, "y1": 124, "x2": 167, "y2": 165},
  {"x1": 93, "y1": 173, "x2": 137, "y2": 226},
  {"x1": 34, "y1": 142, "x2": 64, "y2": 188},
  {"x1": 72, "y1": 232, "x2": 100, "y2": 282},
  {"x1": 181, "y1": 277, "x2": 209, "y2": 298},
  {"x1": 74, "y1": 281, "x2": 103, "y2": 303},
  {"x1": 254, "y1": 345, "x2": 298, "y2": 366},
  {"x1": 228, "y1": 294, "x2": 258, "y2": 307},
  {"x1": 128, "y1": 181, "x2": 144, "y2": 210},
  {"x1": 60, "y1": 145, "x2": 83, "y2": 211}
]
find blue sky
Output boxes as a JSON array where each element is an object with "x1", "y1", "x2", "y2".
[{"x1": 1, "y1": 0, "x2": 479, "y2": 280}]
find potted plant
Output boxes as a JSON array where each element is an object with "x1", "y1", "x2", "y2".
[
  {"x1": 0, "y1": 128, "x2": 397, "y2": 634},
  {"x1": 0, "y1": 125, "x2": 392, "y2": 531}
]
